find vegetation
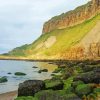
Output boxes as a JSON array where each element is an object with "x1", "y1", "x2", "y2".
[{"x1": 3, "y1": 14, "x2": 100, "y2": 59}]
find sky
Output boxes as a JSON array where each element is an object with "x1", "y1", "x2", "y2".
[{"x1": 0, "y1": 0, "x2": 90, "y2": 54}]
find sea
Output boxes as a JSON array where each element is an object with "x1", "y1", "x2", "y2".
[{"x1": 0, "y1": 60, "x2": 57, "y2": 94}]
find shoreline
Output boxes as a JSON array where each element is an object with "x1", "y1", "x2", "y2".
[
  {"x1": 0, "y1": 57, "x2": 100, "y2": 62},
  {"x1": 0, "y1": 91, "x2": 18, "y2": 100}
]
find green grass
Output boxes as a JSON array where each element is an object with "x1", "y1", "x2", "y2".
[{"x1": 6, "y1": 14, "x2": 100, "y2": 58}]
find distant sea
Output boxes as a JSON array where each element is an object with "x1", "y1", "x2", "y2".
[{"x1": 0, "y1": 60, "x2": 57, "y2": 94}]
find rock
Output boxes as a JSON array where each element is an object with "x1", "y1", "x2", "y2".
[
  {"x1": 8, "y1": 72, "x2": 12, "y2": 74},
  {"x1": 15, "y1": 96, "x2": 35, "y2": 100},
  {"x1": 52, "y1": 75, "x2": 62, "y2": 80},
  {"x1": 38, "y1": 69, "x2": 48, "y2": 73},
  {"x1": 87, "y1": 93, "x2": 97, "y2": 100},
  {"x1": 62, "y1": 72, "x2": 72, "y2": 80},
  {"x1": 74, "y1": 70, "x2": 100, "y2": 84},
  {"x1": 35, "y1": 90, "x2": 81, "y2": 100},
  {"x1": 42, "y1": 0, "x2": 100, "y2": 34},
  {"x1": 15, "y1": 72, "x2": 26, "y2": 76},
  {"x1": 75, "y1": 84, "x2": 92, "y2": 97},
  {"x1": 0, "y1": 76, "x2": 8, "y2": 83},
  {"x1": 32, "y1": 66, "x2": 38, "y2": 68},
  {"x1": 44, "y1": 79, "x2": 64, "y2": 90},
  {"x1": 93, "y1": 87, "x2": 100, "y2": 93},
  {"x1": 18, "y1": 80, "x2": 45, "y2": 96},
  {"x1": 71, "y1": 81, "x2": 84, "y2": 89},
  {"x1": 52, "y1": 68, "x2": 62, "y2": 73}
]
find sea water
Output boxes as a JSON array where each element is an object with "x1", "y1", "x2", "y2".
[{"x1": 0, "y1": 60, "x2": 57, "y2": 94}]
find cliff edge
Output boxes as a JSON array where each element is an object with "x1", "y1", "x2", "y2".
[{"x1": 42, "y1": 0, "x2": 100, "y2": 34}]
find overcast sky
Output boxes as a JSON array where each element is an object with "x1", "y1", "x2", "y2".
[{"x1": 0, "y1": 0, "x2": 90, "y2": 54}]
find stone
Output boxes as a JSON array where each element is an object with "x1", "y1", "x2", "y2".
[
  {"x1": 74, "y1": 70, "x2": 100, "y2": 84},
  {"x1": 0, "y1": 76, "x2": 8, "y2": 83},
  {"x1": 15, "y1": 72, "x2": 26, "y2": 76},
  {"x1": 44, "y1": 79, "x2": 64, "y2": 90},
  {"x1": 75, "y1": 84, "x2": 92, "y2": 97},
  {"x1": 18, "y1": 80, "x2": 45, "y2": 96}
]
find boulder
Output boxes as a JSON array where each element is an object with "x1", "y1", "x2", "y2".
[
  {"x1": 15, "y1": 72, "x2": 26, "y2": 76},
  {"x1": 0, "y1": 76, "x2": 8, "y2": 83},
  {"x1": 75, "y1": 84, "x2": 92, "y2": 97},
  {"x1": 44, "y1": 79, "x2": 64, "y2": 90},
  {"x1": 71, "y1": 81, "x2": 84, "y2": 89},
  {"x1": 18, "y1": 80, "x2": 45, "y2": 96},
  {"x1": 8, "y1": 72, "x2": 12, "y2": 74},
  {"x1": 38, "y1": 69, "x2": 48, "y2": 73},
  {"x1": 34, "y1": 90, "x2": 81, "y2": 100},
  {"x1": 93, "y1": 87, "x2": 100, "y2": 93},
  {"x1": 74, "y1": 70, "x2": 100, "y2": 84}
]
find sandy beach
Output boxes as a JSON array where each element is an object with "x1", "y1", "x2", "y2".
[{"x1": 0, "y1": 91, "x2": 17, "y2": 100}]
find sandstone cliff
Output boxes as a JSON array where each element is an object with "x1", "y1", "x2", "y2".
[{"x1": 42, "y1": 0, "x2": 100, "y2": 34}]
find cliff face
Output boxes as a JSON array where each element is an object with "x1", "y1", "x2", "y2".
[{"x1": 42, "y1": 0, "x2": 100, "y2": 34}]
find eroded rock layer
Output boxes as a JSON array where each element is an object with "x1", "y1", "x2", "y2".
[{"x1": 43, "y1": 0, "x2": 100, "y2": 34}]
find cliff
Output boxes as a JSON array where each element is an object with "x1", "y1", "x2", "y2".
[
  {"x1": 2, "y1": 0, "x2": 100, "y2": 60},
  {"x1": 42, "y1": 0, "x2": 100, "y2": 34}
]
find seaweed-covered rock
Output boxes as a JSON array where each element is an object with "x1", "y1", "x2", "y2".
[
  {"x1": 74, "y1": 70, "x2": 100, "y2": 84},
  {"x1": 51, "y1": 75, "x2": 62, "y2": 80},
  {"x1": 0, "y1": 76, "x2": 8, "y2": 83},
  {"x1": 93, "y1": 87, "x2": 100, "y2": 93},
  {"x1": 71, "y1": 81, "x2": 84, "y2": 89},
  {"x1": 52, "y1": 68, "x2": 62, "y2": 73},
  {"x1": 15, "y1": 96, "x2": 37, "y2": 100},
  {"x1": 87, "y1": 94, "x2": 97, "y2": 100},
  {"x1": 75, "y1": 84, "x2": 92, "y2": 97},
  {"x1": 34, "y1": 90, "x2": 81, "y2": 100},
  {"x1": 38, "y1": 69, "x2": 48, "y2": 73},
  {"x1": 44, "y1": 79, "x2": 64, "y2": 90},
  {"x1": 18, "y1": 80, "x2": 45, "y2": 96},
  {"x1": 15, "y1": 72, "x2": 26, "y2": 76}
]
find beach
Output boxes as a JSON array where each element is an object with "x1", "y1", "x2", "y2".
[{"x1": 0, "y1": 91, "x2": 17, "y2": 100}]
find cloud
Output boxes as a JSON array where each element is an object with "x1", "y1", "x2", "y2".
[{"x1": 0, "y1": 0, "x2": 90, "y2": 53}]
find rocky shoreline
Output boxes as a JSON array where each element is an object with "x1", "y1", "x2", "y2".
[{"x1": 14, "y1": 60, "x2": 100, "y2": 100}]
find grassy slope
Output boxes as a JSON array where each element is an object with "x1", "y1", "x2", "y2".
[{"x1": 6, "y1": 14, "x2": 100, "y2": 58}]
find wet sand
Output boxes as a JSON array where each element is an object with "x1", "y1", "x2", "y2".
[{"x1": 0, "y1": 91, "x2": 17, "y2": 100}]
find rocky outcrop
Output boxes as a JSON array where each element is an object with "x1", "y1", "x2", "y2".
[
  {"x1": 42, "y1": 0, "x2": 100, "y2": 34},
  {"x1": 62, "y1": 42, "x2": 100, "y2": 59}
]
